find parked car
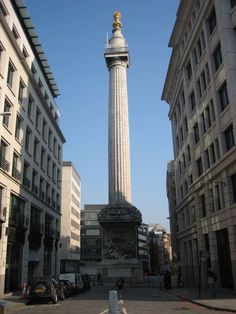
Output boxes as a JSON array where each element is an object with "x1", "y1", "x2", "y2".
[
  {"x1": 58, "y1": 279, "x2": 75, "y2": 297},
  {"x1": 59, "y1": 273, "x2": 84, "y2": 293},
  {"x1": 27, "y1": 276, "x2": 65, "y2": 304}
]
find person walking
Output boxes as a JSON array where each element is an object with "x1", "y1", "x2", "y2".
[
  {"x1": 116, "y1": 277, "x2": 125, "y2": 298},
  {"x1": 207, "y1": 267, "x2": 217, "y2": 297}
]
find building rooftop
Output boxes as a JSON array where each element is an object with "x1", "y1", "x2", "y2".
[{"x1": 12, "y1": 0, "x2": 60, "y2": 97}]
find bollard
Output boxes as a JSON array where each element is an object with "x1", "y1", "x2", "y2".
[
  {"x1": 109, "y1": 290, "x2": 118, "y2": 314},
  {"x1": 0, "y1": 300, "x2": 6, "y2": 314}
]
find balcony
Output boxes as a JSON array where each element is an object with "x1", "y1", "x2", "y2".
[
  {"x1": 23, "y1": 176, "x2": 30, "y2": 189},
  {"x1": 0, "y1": 157, "x2": 10, "y2": 172},
  {"x1": 0, "y1": 205, "x2": 7, "y2": 222},
  {"x1": 12, "y1": 167, "x2": 21, "y2": 181}
]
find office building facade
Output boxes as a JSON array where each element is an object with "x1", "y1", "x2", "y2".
[
  {"x1": 0, "y1": 0, "x2": 65, "y2": 296},
  {"x1": 163, "y1": 0, "x2": 236, "y2": 289},
  {"x1": 60, "y1": 161, "x2": 81, "y2": 274}
]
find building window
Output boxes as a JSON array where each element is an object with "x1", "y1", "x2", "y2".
[
  {"x1": 231, "y1": 0, "x2": 236, "y2": 9},
  {"x1": 42, "y1": 119, "x2": 47, "y2": 140},
  {"x1": 0, "y1": 1, "x2": 8, "y2": 15},
  {"x1": 27, "y1": 94, "x2": 34, "y2": 118},
  {"x1": 197, "y1": 79, "x2": 202, "y2": 99},
  {"x1": 0, "y1": 140, "x2": 9, "y2": 172},
  {"x1": 218, "y1": 81, "x2": 229, "y2": 111},
  {"x1": 31, "y1": 63, "x2": 37, "y2": 75},
  {"x1": 201, "y1": 113, "x2": 206, "y2": 134},
  {"x1": 23, "y1": 161, "x2": 30, "y2": 188},
  {"x1": 33, "y1": 138, "x2": 39, "y2": 161},
  {"x1": 213, "y1": 43, "x2": 222, "y2": 71},
  {"x1": 12, "y1": 24, "x2": 20, "y2": 39},
  {"x1": 231, "y1": 174, "x2": 236, "y2": 203},
  {"x1": 7, "y1": 61, "x2": 15, "y2": 88},
  {"x1": 196, "y1": 38, "x2": 202, "y2": 59},
  {"x1": 192, "y1": 48, "x2": 198, "y2": 67},
  {"x1": 18, "y1": 79, "x2": 25, "y2": 104},
  {"x1": 205, "y1": 63, "x2": 211, "y2": 84},
  {"x1": 12, "y1": 152, "x2": 21, "y2": 180},
  {"x1": 224, "y1": 124, "x2": 235, "y2": 151},
  {"x1": 210, "y1": 99, "x2": 216, "y2": 122},
  {"x1": 35, "y1": 108, "x2": 41, "y2": 130},
  {"x1": 210, "y1": 143, "x2": 216, "y2": 164},
  {"x1": 201, "y1": 70, "x2": 207, "y2": 92},
  {"x1": 32, "y1": 169, "x2": 38, "y2": 195},
  {"x1": 38, "y1": 78, "x2": 43, "y2": 89},
  {"x1": 58, "y1": 145, "x2": 61, "y2": 163},
  {"x1": 187, "y1": 145, "x2": 191, "y2": 162},
  {"x1": 186, "y1": 61, "x2": 192, "y2": 80},
  {"x1": 204, "y1": 148, "x2": 210, "y2": 169},
  {"x1": 208, "y1": 7, "x2": 217, "y2": 35},
  {"x1": 196, "y1": 157, "x2": 203, "y2": 176},
  {"x1": 215, "y1": 184, "x2": 222, "y2": 210},
  {"x1": 40, "y1": 147, "x2": 45, "y2": 170},
  {"x1": 15, "y1": 115, "x2": 22, "y2": 141},
  {"x1": 48, "y1": 128, "x2": 52, "y2": 150},
  {"x1": 25, "y1": 127, "x2": 32, "y2": 152},
  {"x1": 193, "y1": 122, "x2": 200, "y2": 144},
  {"x1": 39, "y1": 177, "x2": 45, "y2": 199},
  {"x1": 22, "y1": 46, "x2": 29, "y2": 58},
  {"x1": 47, "y1": 155, "x2": 51, "y2": 177},
  {"x1": 215, "y1": 138, "x2": 220, "y2": 159},
  {"x1": 184, "y1": 117, "x2": 188, "y2": 134},
  {"x1": 190, "y1": 91, "x2": 196, "y2": 111},
  {"x1": 201, "y1": 194, "x2": 207, "y2": 217},
  {"x1": 2, "y1": 98, "x2": 11, "y2": 128}
]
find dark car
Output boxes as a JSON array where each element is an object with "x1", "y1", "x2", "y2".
[
  {"x1": 59, "y1": 280, "x2": 75, "y2": 297},
  {"x1": 27, "y1": 276, "x2": 65, "y2": 304}
]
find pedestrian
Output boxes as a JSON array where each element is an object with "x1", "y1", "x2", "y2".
[
  {"x1": 116, "y1": 277, "x2": 125, "y2": 298},
  {"x1": 159, "y1": 272, "x2": 164, "y2": 290},
  {"x1": 207, "y1": 267, "x2": 217, "y2": 297},
  {"x1": 177, "y1": 267, "x2": 183, "y2": 287},
  {"x1": 164, "y1": 270, "x2": 172, "y2": 289}
]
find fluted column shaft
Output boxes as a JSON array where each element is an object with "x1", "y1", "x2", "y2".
[{"x1": 108, "y1": 59, "x2": 131, "y2": 205}]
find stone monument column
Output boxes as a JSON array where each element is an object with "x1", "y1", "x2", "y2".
[
  {"x1": 107, "y1": 23, "x2": 131, "y2": 204},
  {"x1": 99, "y1": 12, "x2": 142, "y2": 283}
]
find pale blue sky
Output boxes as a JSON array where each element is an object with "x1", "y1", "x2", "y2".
[{"x1": 25, "y1": 0, "x2": 179, "y2": 229}]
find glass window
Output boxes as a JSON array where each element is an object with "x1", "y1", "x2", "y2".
[
  {"x1": 218, "y1": 81, "x2": 229, "y2": 111},
  {"x1": 25, "y1": 127, "x2": 32, "y2": 152},
  {"x1": 7, "y1": 61, "x2": 15, "y2": 88},
  {"x1": 3, "y1": 99, "x2": 11, "y2": 128},
  {"x1": 27, "y1": 94, "x2": 34, "y2": 117},
  {"x1": 193, "y1": 122, "x2": 200, "y2": 144},
  {"x1": 15, "y1": 115, "x2": 22, "y2": 140},
  {"x1": 231, "y1": 174, "x2": 236, "y2": 203},
  {"x1": 224, "y1": 124, "x2": 235, "y2": 151},
  {"x1": 18, "y1": 80, "x2": 25, "y2": 104},
  {"x1": 196, "y1": 157, "x2": 203, "y2": 176},
  {"x1": 201, "y1": 194, "x2": 207, "y2": 217},
  {"x1": 190, "y1": 91, "x2": 196, "y2": 111},
  {"x1": 210, "y1": 143, "x2": 216, "y2": 164},
  {"x1": 186, "y1": 61, "x2": 192, "y2": 80},
  {"x1": 208, "y1": 7, "x2": 217, "y2": 35},
  {"x1": 213, "y1": 43, "x2": 222, "y2": 71}
]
